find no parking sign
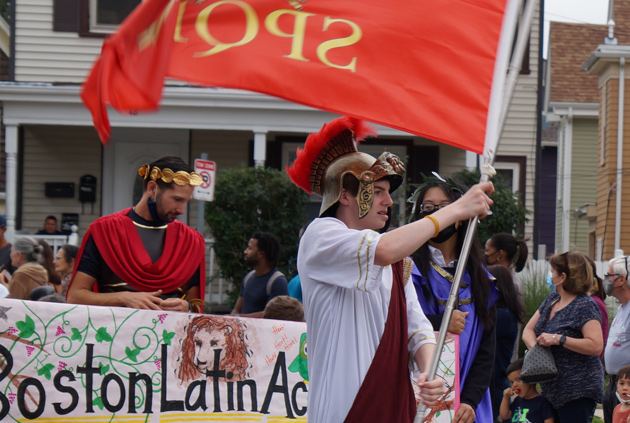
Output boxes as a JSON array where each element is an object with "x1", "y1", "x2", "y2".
[{"x1": 193, "y1": 159, "x2": 216, "y2": 201}]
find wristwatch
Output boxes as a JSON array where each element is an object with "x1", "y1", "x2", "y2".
[{"x1": 559, "y1": 334, "x2": 567, "y2": 347}]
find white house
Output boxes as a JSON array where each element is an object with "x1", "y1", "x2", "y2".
[{"x1": 0, "y1": 0, "x2": 543, "y2": 301}]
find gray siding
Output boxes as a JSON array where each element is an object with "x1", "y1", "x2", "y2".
[
  {"x1": 21, "y1": 125, "x2": 102, "y2": 236},
  {"x1": 14, "y1": 1, "x2": 103, "y2": 82},
  {"x1": 569, "y1": 119, "x2": 598, "y2": 253},
  {"x1": 498, "y1": 2, "x2": 541, "y2": 253}
]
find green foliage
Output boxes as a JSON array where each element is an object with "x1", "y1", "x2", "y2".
[
  {"x1": 517, "y1": 261, "x2": 552, "y2": 357},
  {"x1": 0, "y1": 1, "x2": 8, "y2": 22},
  {"x1": 37, "y1": 363, "x2": 55, "y2": 380},
  {"x1": 16, "y1": 315, "x2": 35, "y2": 338},
  {"x1": 95, "y1": 327, "x2": 112, "y2": 343},
  {"x1": 205, "y1": 166, "x2": 309, "y2": 306},
  {"x1": 452, "y1": 169, "x2": 531, "y2": 244},
  {"x1": 162, "y1": 329, "x2": 175, "y2": 346}
]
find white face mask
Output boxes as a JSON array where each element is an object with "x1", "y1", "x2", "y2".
[{"x1": 617, "y1": 390, "x2": 630, "y2": 405}]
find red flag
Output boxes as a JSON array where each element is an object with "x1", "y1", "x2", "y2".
[{"x1": 82, "y1": 0, "x2": 508, "y2": 153}]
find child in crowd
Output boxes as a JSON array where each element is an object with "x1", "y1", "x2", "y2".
[
  {"x1": 613, "y1": 365, "x2": 630, "y2": 423},
  {"x1": 262, "y1": 295, "x2": 305, "y2": 322},
  {"x1": 500, "y1": 359, "x2": 554, "y2": 423}
]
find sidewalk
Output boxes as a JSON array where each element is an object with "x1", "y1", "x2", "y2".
[{"x1": 595, "y1": 404, "x2": 604, "y2": 421}]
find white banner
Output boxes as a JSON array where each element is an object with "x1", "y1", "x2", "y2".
[{"x1": 0, "y1": 299, "x2": 458, "y2": 422}]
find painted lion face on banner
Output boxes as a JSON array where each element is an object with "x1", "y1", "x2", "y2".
[{"x1": 177, "y1": 315, "x2": 251, "y2": 383}]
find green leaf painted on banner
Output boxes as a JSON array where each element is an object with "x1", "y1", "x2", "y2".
[
  {"x1": 71, "y1": 328, "x2": 82, "y2": 341},
  {"x1": 436, "y1": 411, "x2": 441, "y2": 417},
  {"x1": 126, "y1": 346, "x2": 140, "y2": 362},
  {"x1": 99, "y1": 362, "x2": 110, "y2": 375},
  {"x1": 95, "y1": 327, "x2": 112, "y2": 343},
  {"x1": 16, "y1": 315, "x2": 35, "y2": 339},
  {"x1": 162, "y1": 330, "x2": 175, "y2": 346},
  {"x1": 37, "y1": 363, "x2": 55, "y2": 380},
  {"x1": 93, "y1": 396, "x2": 104, "y2": 410}
]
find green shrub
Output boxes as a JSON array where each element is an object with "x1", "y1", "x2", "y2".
[
  {"x1": 451, "y1": 169, "x2": 531, "y2": 244},
  {"x1": 205, "y1": 166, "x2": 309, "y2": 306},
  {"x1": 517, "y1": 261, "x2": 552, "y2": 356}
]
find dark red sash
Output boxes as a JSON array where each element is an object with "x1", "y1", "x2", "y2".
[{"x1": 345, "y1": 259, "x2": 415, "y2": 423}]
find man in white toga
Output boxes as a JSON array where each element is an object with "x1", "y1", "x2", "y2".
[{"x1": 286, "y1": 116, "x2": 494, "y2": 423}]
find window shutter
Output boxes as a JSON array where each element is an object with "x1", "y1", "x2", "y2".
[{"x1": 53, "y1": 0, "x2": 80, "y2": 33}]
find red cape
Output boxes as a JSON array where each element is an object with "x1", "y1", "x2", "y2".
[{"x1": 68, "y1": 208, "x2": 205, "y2": 300}]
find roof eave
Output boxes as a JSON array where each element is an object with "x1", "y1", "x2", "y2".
[{"x1": 583, "y1": 44, "x2": 630, "y2": 74}]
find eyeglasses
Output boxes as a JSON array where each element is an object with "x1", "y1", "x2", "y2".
[
  {"x1": 420, "y1": 202, "x2": 451, "y2": 213},
  {"x1": 607, "y1": 256, "x2": 629, "y2": 280}
]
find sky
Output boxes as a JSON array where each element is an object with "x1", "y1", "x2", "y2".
[{"x1": 544, "y1": 0, "x2": 609, "y2": 58}]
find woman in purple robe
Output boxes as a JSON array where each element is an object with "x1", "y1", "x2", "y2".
[{"x1": 409, "y1": 178, "x2": 498, "y2": 423}]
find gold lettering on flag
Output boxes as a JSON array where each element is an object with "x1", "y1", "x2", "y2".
[
  {"x1": 318, "y1": 17, "x2": 361, "y2": 72},
  {"x1": 137, "y1": 0, "x2": 176, "y2": 51},
  {"x1": 174, "y1": 1, "x2": 189, "y2": 43},
  {"x1": 195, "y1": 0, "x2": 258, "y2": 57},
  {"x1": 138, "y1": 0, "x2": 363, "y2": 71},
  {"x1": 265, "y1": 10, "x2": 315, "y2": 62}
]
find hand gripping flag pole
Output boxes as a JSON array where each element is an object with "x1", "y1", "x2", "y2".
[{"x1": 413, "y1": 0, "x2": 536, "y2": 421}]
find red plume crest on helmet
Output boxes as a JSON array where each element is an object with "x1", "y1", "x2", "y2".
[{"x1": 286, "y1": 116, "x2": 376, "y2": 195}]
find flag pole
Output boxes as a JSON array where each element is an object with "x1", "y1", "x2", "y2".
[
  {"x1": 499, "y1": 0, "x2": 539, "y2": 133},
  {"x1": 413, "y1": 0, "x2": 535, "y2": 421}
]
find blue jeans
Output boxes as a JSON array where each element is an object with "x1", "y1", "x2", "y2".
[{"x1": 555, "y1": 397, "x2": 596, "y2": 423}]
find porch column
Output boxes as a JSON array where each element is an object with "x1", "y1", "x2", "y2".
[
  {"x1": 465, "y1": 151, "x2": 479, "y2": 171},
  {"x1": 561, "y1": 110, "x2": 573, "y2": 252},
  {"x1": 4, "y1": 124, "x2": 17, "y2": 242},
  {"x1": 253, "y1": 131, "x2": 267, "y2": 168}
]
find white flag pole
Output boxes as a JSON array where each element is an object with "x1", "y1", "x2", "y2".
[{"x1": 413, "y1": 0, "x2": 532, "y2": 421}]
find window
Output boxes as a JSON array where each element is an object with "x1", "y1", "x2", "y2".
[
  {"x1": 60, "y1": 0, "x2": 141, "y2": 35},
  {"x1": 89, "y1": 0, "x2": 141, "y2": 33}
]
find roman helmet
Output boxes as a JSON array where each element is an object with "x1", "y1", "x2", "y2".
[{"x1": 286, "y1": 116, "x2": 405, "y2": 219}]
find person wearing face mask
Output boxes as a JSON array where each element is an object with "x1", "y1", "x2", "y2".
[
  {"x1": 484, "y1": 232, "x2": 528, "y2": 295},
  {"x1": 602, "y1": 256, "x2": 630, "y2": 423},
  {"x1": 522, "y1": 252, "x2": 603, "y2": 423},
  {"x1": 66, "y1": 155, "x2": 206, "y2": 313},
  {"x1": 486, "y1": 233, "x2": 528, "y2": 366},
  {"x1": 612, "y1": 365, "x2": 630, "y2": 423},
  {"x1": 409, "y1": 176, "x2": 498, "y2": 423}
]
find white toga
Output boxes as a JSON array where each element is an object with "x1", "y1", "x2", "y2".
[{"x1": 298, "y1": 217, "x2": 435, "y2": 423}]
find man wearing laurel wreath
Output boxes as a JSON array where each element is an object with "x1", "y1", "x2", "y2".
[{"x1": 67, "y1": 155, "x2": 206, "y2": 313}]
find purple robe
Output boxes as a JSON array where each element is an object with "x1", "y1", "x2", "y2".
[{"x1": 412, "y1": 261, "x2": 498, "y2": 423}]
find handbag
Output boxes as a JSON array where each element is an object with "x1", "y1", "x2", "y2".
[{"x1": 520, "y1": 343, "x2": 558, "y2": 383}]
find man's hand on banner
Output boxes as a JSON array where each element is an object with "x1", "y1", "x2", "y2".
[
  {"x1": 160, "y1": 297, "x2": 189, "y2": 312},
  {"x1": 123, "y1": 290, "x2": 164, "y2": 310}
]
